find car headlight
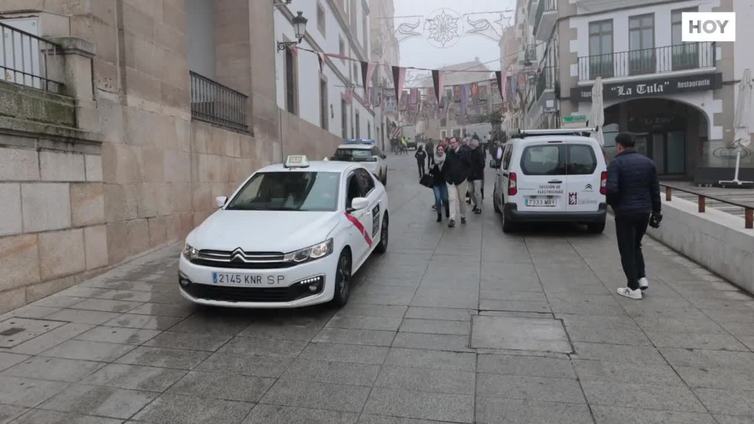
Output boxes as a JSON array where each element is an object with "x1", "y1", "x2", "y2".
[
  {"x1": 284, "y1": 239, "x2": 333, "y2": 264},
  {"x1": 182, "y1": 243, "x2": 199, "y2": 261}
]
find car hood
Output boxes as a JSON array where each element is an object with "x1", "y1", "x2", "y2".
[{"x1": 188, "y1": 210, "x2": 341, "y2": 253}]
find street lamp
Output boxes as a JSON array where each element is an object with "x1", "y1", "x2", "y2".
[{"x1": 277, "y1": 11, "x2": 308, "y2": 51}]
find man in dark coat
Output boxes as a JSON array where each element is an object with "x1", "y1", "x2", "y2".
[
  {"x1": 444, "y1": 137, "x2": 472, "y2": 227},
  {"x1": 607, "y1": 133, "x2": 662, "y2": 300},
  {"x1": 468, "y1": 138, "x2": 485, "y2": 213}
]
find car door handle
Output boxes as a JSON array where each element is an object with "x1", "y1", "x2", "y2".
[{"x1": 548, "y1": 180, "x2": 562, "y2": 184}]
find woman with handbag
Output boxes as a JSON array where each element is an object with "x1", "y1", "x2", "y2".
[{"x1": 429, "y1": 145, "x2": 449, "y2": 222}]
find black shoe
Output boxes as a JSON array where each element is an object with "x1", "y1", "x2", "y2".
[
  {"x1": 436, "y1": 213, "x2": 442, "y2": 222},
  {"x1": 448, "y1": 219, "x2": 455, "y2": 228},
  {"x1": 461, "y1": 217, "x2": 467, "y2": 224},
  {"x1": 473, "y1": 208, "x2": 482, "y2": 214}
]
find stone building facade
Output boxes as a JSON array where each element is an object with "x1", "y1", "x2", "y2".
[{"x1": 0, "y1": 0, "x2": 344, "y2": 313}]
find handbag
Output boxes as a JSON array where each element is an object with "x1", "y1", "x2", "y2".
[{"x1": 419, "y1": 174, "x2": 434, "y2": 188}]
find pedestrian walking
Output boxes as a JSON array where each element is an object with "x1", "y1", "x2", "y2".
[
  {"x1": 429, "y1": 145, "x2": 449, "y2": 222},
  {"x1": 468, "y1": 138, "x2": 485, "y2": 214},
  {"x1": 607, "y1": 133, "x2": 662, "y2": 300},
  {"x1": 444, "y1": 137, "x2": 471, "y2": 227},
  {"x1": 426, "y1": 139, "x2": 435, "y2": 167},
  {"x1": 415, "y1": 146, "x2": 427, "y2": 178}
]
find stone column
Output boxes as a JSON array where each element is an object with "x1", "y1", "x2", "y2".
[{"x1": 49, "y1": 37, "x2": 98, "y2": 133}]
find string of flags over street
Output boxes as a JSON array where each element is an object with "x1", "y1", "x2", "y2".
[{"x1": 288, "y1": 45, "x2": 515, "y2": 118}]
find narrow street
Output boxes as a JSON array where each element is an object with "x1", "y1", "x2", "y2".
[{"x1": 1, "y1": 153, "x2": 753, "y2": 424}]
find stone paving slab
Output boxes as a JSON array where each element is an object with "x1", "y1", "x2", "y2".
[{"x1": 0, "y1": 155, "x2": 751, "y2": 423}]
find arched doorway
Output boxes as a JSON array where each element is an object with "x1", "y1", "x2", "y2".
[{"x1": 604, "y1": 98, "x2": 709, "y2": 178}]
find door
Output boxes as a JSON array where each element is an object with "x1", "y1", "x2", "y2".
[
  {"x1": 516, "y1": 143, "x2": 567, "y2": 213},
  {"x1": 651, "y1": 133, "x2": 666, "y2": 175},
  {"x1": 666, "y1": 131, "x2": 686, "y2": 174},
  {"x1": 565, "y1": 144, "x2": 602, "y2": 212},
  {"x1": 345, "y1": 172, "x2": 372, "y2": 262}
]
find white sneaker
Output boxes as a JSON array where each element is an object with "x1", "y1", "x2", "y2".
[
  {"x1": 639, "y1": 277, "x2": 649, "y2": 291},
  {"x1": 617, "y1": 287, "x2": 643, "y2": 300}
]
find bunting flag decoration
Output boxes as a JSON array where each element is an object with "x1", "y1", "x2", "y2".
[
  {"x1": 431, "y1": 70, "x2": 443, "y2": 104},
  {"x1": 392, "y1": 66, "x2": 406, "y2": 104},
  {"x1": 361, "y1": 62, "x2": 375, "y2": 100},
  {"x1": 317, "y1": 51, "x2": 326, "y2": 73},
  {"x1": 495, "y1": 71, "x2": 504, "y2": 101}
]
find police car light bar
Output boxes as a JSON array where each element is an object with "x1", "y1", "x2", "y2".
[
  {"x1": 343, "y1": 138, "x2": 376, "y2": 145},
  {"x1": 285, "y1": 155, "x2": 310, "y2": 168},
  {"x1": 515, "y1": 128, "x2": 598, "y2": 138}
]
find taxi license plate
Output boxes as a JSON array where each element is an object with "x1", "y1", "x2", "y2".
[
  {"x1": 526, "y1": 198, "x2": 556, "y2": 207},
  {"x1": 212, "y1": 272, "x2": 284, "y2": 286}
]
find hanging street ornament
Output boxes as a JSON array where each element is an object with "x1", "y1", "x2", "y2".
[{"x1": 425, "y1": 9, "x2": 462, "y2": 48}]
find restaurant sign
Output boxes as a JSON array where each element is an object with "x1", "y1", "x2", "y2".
[{"x1": 571, "y1": 73, "x2": 722, "y2": 102}]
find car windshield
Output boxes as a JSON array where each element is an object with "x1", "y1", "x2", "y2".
[
  {"x1": 333, "y1": 148, "x2": 376, "y2": 162},
  {"x1": 225, "y1": 172, "x2": 340, "y2": 211}
]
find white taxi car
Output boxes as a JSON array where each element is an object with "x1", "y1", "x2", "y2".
[
  {"x1": 178, "y1": 156, "x2": 389, "y2": 308},
  {"x1": 332, "y1": 139, "x2": 388, "y2": 185},
  {"x1": 492, "y1": 129, "x2": 608, "y2": 233}
]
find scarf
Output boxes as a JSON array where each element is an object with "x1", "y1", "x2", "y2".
[{"x1": 435, "y1": 151, "x2": 446, "y2": 168}]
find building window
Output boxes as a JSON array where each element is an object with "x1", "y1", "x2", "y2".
[
  {"x1": 355, "y1": 110, "x2": 361, "y2": 138},
  {"x1": 350, "y1": 0, "x2": 358, "y2": 31},
  {"x1": 629, "y1": 14, "x2": 655, "y2": 75},
  {"x1": 320, "y1": 76, "x2": 328, "y2": 130},
  {"x1": 362, "y1": 9, "x2": 368, "y2": 52},
  {"x1": 341, "y1": 99, "x2": 348, "y2": 138},
  {"x1": 588, "y1": 20, "x2": 613, "y2": 79},
  {"x1": 367, "y1": 122, "x2": 371, "y2": 139},
  {"x1": 353, "y1": 63, "x2": 359, "y2": 85},
  {"x1": 285, "y1": 44, "x2": 298, "y2": 115},
  {"x1": 339, "y1": 37, "x2": 345, "y2": 62},
  {"x1": 672, "y1": 8, "x2": 699, "y2": 71},
  {"x1": 317, "y1": 2, "x2": 326, "y2": 36}
]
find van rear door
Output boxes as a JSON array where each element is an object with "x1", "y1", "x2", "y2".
[
  {"x1": 517, "y1": 143, "x2": 567, "y2": 213},
  {"x1": 564, "y1": 144, "x2": 603, "y2": 212}
]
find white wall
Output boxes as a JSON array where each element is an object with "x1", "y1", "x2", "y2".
[{"x1": 273, "y1": 1, "x2": 374, "y2": 141}]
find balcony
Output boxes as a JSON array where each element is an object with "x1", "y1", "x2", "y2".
[
  {"x1": 533, "y1": 0, "x2": 557, "y2": 41},
  {"x1": 578, "y1": 42, "x2": 716, "y2": 82},
  {"x1": 0, "y1": 21, "x2": 64, "y2": 93},
  {"x1": 190, "y1": 71, "x2": 248, "y2": 132}
]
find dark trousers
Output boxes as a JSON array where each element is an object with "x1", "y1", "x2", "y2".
[
  {"x1": 615, "y1": 213, "x2": 650, "y2": 290},
  {"x1": 417, "y1": 161, "x2": 425, "y2": 177}
]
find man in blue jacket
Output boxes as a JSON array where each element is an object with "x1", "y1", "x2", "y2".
[{"x1": 606, "y1": 133, "x2": 662, "y2": 300}]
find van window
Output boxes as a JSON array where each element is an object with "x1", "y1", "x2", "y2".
[
  {"x1": 567, "y1": 145, "x2": 597, "y2": 175},
  {"x1": 521, "y1": 145, "x2": 565, "y2": 175},
  {"x1": 502, "y1": 145, "x2": 513, "y2": 170}
]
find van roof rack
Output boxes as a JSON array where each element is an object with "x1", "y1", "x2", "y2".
[{"x1": 513, "y1": 128, "x2": 597, "y2": 138}]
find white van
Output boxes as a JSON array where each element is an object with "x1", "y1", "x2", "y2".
[{"x1": 492, "y1": 129, "x2": 608, "y2": 233}]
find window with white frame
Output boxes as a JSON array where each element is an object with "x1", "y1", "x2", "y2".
[{"x1": 317, "y1": 2, "x2": 326, "y2": 36}]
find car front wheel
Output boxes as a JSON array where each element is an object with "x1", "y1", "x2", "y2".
[
  {"x1": 376, "y1": 214, "x2": 388, "y2": 254},
  {"x1": 330, "y1": 250, "x2": 352, "y2": 307}
]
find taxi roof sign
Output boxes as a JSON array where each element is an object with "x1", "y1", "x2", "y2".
[{"x1": 284, "y1": 155, "x2": 309, "y2": 168}]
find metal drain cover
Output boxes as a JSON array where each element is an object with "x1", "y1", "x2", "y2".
[
  {"x1": 0, "y1": 318, "x2": 66, "y2": 348},
  {"x1": 471, "y1": 315, "x2": 572, "y2": 353}
]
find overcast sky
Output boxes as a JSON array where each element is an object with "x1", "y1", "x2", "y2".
[{"x1": 390, "y1": 0, "x2": 516, "y2": 72}]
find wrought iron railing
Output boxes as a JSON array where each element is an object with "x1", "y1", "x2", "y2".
[
  {"x1": 533, "y1": 0, "x2": 557, "y2": 36},
  {"x1": 578, "y1": 42, "x2": 716, "y2": 81},
  {"x1": 535, "y1": 66, "x2": 557, "y2": 101},
  {"x1": 662, "y1": 183, "x2": 753, "y2": 229},
  {"x1": 0, "y1": 21, "x2": 63, "y2": 92},
  {"x1": 190, "y1": 71, "x2": 248, "y2": 132}
]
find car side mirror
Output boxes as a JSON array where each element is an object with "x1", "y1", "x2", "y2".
[
  {"x1": 215, "y1": 196, "x2": 227, "y2": 208},
  {"x1": 349, "y1": 197, "x2": 369, "y2": 212}
]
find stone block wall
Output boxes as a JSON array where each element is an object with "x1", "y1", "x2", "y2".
[{"x1": 0, "y1": 138, "x2": 105, "y2": 313}]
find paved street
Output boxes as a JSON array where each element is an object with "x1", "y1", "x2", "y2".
[{"x1": 1, "y1": 154, "x2": 753, "y2": 424}]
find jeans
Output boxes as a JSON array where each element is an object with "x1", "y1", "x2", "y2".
[
  {"x1": 447, "y1": 180, "x2": 468, "y2": 221},
  {"x1": 417, "y1": 161, "x2": 425, "y2": 177},
  {"x1": 432, "y1": 184, "x2": 448, "y2": 213},
  {"x1": 469, "y1": 179, "x2": 483, "y2": 209},
  {"x1": 615, "y1": 213, "x2": 650, "y2": 290}
]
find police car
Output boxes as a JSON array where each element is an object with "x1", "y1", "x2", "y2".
[
  {"x1": 492, "y1": 129, "x2": 608, "y2": 233},
  {"x1": 332, "y1": 139, "x2": 388, "y2": 185},
  {"x1": 178, "y1": 155, "x2": 389, "y2": 308}
]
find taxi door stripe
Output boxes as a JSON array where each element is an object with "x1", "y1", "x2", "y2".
[{"x1": 344, "y1": 212, "x2": 373, "y2": 247}]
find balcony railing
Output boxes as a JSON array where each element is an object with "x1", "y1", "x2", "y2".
[
  {"x1": 578, "y1": 42, "x2": 716, "y2": 81},
  {"x1": 190, "y1": 71, "x2": 248, "y2": 132},
  {"x1": 0, "y1": 21, "x2": 63, "y2": 92},
  {"x1": 533, "y1": 0, "x2": 557, "y2": 37},
  {"x1": 535, "y1": 66, "x2": 557, "y2": 101}
]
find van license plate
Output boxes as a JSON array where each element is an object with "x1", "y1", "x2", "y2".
[{"x1": 526, "y1": 198, "x2": 556, "y2": 207}]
